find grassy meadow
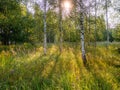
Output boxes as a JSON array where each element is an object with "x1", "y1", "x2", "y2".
[{"x1": 0, "y1": 43, "x2": 120, "y2": 90}]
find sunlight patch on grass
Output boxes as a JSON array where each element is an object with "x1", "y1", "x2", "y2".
[{"x1": 0, "y1": 44, "x2": 120, "y2": 90}]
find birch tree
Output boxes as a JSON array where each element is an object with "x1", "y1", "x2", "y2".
[
  {"x1": 94, "y1": 0, "x2": 97, "y2": 47},
  {"x1": 88, "y1": 0, "x2": 91, "y2": 46},
  {"x1": 106, "y1": 0, "x2": 109, "y2": 45},
  {"x1": 59, "y1": 0, "x2": 63, "y2": 52},
  {"x1": 79, "y1": 0, "x2": 87, "y2": 64},
  {"x1": 43, "y1": 0, "x2": 47, "y2": 55}
]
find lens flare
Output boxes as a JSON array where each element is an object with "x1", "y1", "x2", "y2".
[
  {"x1": 63, "y1": 0, "x2": 72, "y2": 11},
  {"x1": 64, "y1": 1, "x2": 71, "y2": 9}
]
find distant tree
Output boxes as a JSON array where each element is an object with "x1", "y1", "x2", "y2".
[
  {"x1": 113, "y1": 24, "x2": 120, "y2": 41},
  {"x1": 94, "y1": 0, "x2": 97, "y2": 47},
  {"x1": 59, "y1": 0, "x2": 63, "y2": 52},
  {"x1": 105, "y1": 0, "x2": 110, "y2": 45},
  {"x1": 34, "y1": 3, "x2": 44, "y2": 43},
  {"x1": 46, "y1": 10, "x2": 58, "y2": 43},
  {"x1": 43, "y1": 0, "x2": 47, "y2": 55}
]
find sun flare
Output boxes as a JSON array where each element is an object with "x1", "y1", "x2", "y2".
[{"x1": 63, "y1": 1, "x2": 71, "y2": 10}]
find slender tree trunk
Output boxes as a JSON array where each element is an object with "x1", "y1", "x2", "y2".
[
  {"x1": 59, "y1": 0, "x2": 63, "y2": 52},
  {"x1": 85, "y1": 14, "x2": 88, "y2": 46},
  {"x1": 75, "y1": 3, "x2": 78, "y2": 47},
  {"x1": 43, "y1": 0, "x2": 47, "y2": 55},
  {"x1": 106, "y1": 0, "x2": 109, "y2": 45},
  {"x1": 79, "y1": 0, "x2": 87, "y2": 64},
  {"x1": 94, "y1": 0, "x2": 97, "y2": 47},
  {"x1": 88, "y1": 2, "x2": 91, "y2": 46}
]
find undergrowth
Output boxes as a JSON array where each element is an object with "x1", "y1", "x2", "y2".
[{"x1": 0, "y1": 44, "x2": 120, "y2": 90}]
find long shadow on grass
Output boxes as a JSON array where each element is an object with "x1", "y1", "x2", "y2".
[
  {"x1": 40, "y1": 51, "x2": 74, "y2": 90},
  {"x1": 34, "y1": 52, "x2": 60, "y2": 75},
  {"x1": 73, "y1": 51, "x2": 113, "y2": 90},
  {"x1": 18, "y1": 51, "x2": 59, "y2": 78},
  {"x1": 27, "y1": 51, "x2": 61, "y2": 89},
  {"x1": 38, "y1": 50, "x2": 73, "y2": 89},
  {"x1": 86, "y1": 65, "x2": 113, "y2": 90},
  {"x1": 39, "y1": 54, "x2": 61, "y2": 87},
  {"x1": 0, "y1": 52, "x2": 57, "y2": 89},
  {"x1": 22, "y1": 52, "x2": 61, "y2": 89},
  {"x1": 85, "y1": 60, "x2": 114, "y2": 90}
]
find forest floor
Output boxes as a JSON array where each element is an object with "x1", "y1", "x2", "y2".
[{"x1": 0, "y1": 43, "x2": 120, "y2": 90}]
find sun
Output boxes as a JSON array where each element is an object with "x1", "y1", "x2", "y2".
[{"x1": 63, "y1": 1, "x2": 71, "y2": 10}]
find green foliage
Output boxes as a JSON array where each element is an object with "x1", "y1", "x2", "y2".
[
  {"x1": 0, "y1": 0, "x2": 119, "y2": 45},
  {"x1": 46, "y1": 10, "x2": 58, "y2": 43},
  {"x1": 112, "y1": 24, "x2": 120, "y2": 41},
  {"x1": 85, "y1": 15, "x2": 106, "y2": 42},
  {"x1": 63, "y1": 17, "x2": 78, "y2": 42},
  {"x1": 0, "y1": 0, "x2": 35, "y2": 45}
]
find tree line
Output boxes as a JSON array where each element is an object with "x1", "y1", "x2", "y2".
[{"x1": 0, "y1": 0, "x2": 120, "y2": 63}]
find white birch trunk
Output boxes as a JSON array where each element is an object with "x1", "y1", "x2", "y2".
[{"x1": 79, "y1": 0, "x2": 87, "y2": 64}]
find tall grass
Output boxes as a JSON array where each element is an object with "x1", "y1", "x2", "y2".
[{"x1": 0, "y1": 43, "x2": 120, "y2": 90}]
